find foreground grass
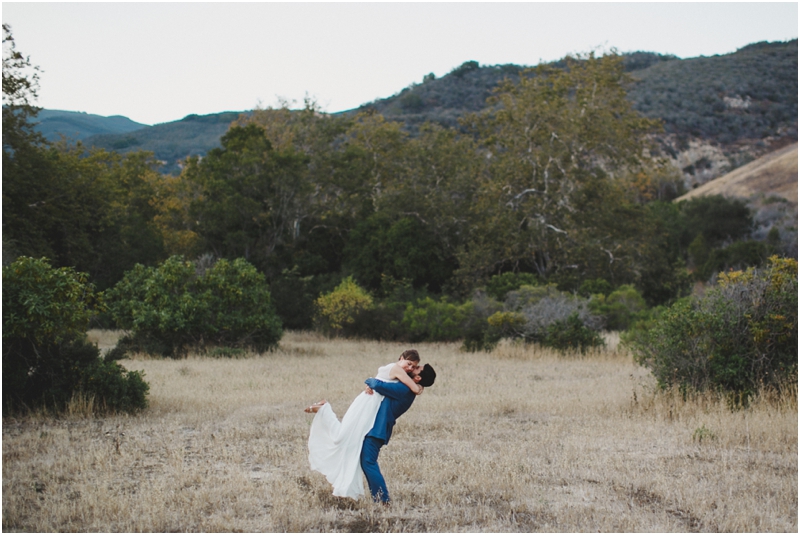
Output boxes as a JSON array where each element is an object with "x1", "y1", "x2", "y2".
[{"x1": 3, "y1": 332, "x2": 797, "y2": 532}]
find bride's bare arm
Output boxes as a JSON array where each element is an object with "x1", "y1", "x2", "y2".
[{"x1": 389, "y1": 363, "x2": 423, "y2": 394}]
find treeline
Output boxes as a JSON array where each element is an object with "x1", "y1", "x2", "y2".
[{"x1": 6, "y1": 53, "x2": 786, "y2": 327}]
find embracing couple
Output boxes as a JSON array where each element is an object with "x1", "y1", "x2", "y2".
[{"x1": 304, "y1": 349, "x2": 436, "y2": 504}]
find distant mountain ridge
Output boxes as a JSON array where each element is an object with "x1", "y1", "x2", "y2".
[
  {"x1": 83, "y1": 111, "x2": 249, "y2": 174},
  {"x1": 32, "y1": 40, "x2": 797, "y2": 180},
  {"x1": 33, "y1": 109, "x2": 147, "y2": 142}
]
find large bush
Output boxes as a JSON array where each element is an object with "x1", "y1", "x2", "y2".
[
  {"x1": 105, "y1": 256, "x2": 283, "y2": 357},
  {"x1": 398, "y1": 292, "x2": 502, "y2": 351},
  {"x1": 3, "y1": 257, "x2": 148, "y2": 414},
  {"x1": 314, "y1": 276, "x2": 374, "y2": 337},
  {"x1": 588, "y1": 284, "x2": 648, "y2": 331},
  {"x1": 485, "y1": 272, "x2": 540, "y2": 301},
  {"x1": 628, "y1": 256, "x2": 797, "y2": 395},
  {"x1": 487, "y1": 284, "x2": 604, "y2": 353}
]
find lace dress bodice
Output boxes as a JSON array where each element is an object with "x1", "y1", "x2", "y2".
[{"x1": 375, "y1": 363, "x2": 398, "y2": 382}]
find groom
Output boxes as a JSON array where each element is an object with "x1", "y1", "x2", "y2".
[{"x1": 361, "y1": 362, "x2": 436, "y2": 504}]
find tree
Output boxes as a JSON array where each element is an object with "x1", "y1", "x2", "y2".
[
  {"x1": 341, "y1": 122, "x2": 482, "y2": 293},
  {"x1": 678, "y1": 195, "x2": 753, "y2": 249},
  {"x1": 3, "y1": 143, "x2": 168, "y2": 289},
  {"x1": 186, "y1": 124, "x2": 310, "y2": 273},
  {"x1": 459, "y1": 53, "x2": 661, "y2": 287},
  {"x1": 2, "y1": 23, "x2": 42, "y2": 152},
  {"x1": 3, "y1": 26, "x2": 166, "y2": 288}
]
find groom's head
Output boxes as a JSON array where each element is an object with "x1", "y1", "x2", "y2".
[{"x1": 416, "y1": 364, "x2": 436, "y2": 387}]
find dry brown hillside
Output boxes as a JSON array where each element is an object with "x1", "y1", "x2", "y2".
[{"x1": 675, "y1": 143, "x2": 798, "y2": 205}]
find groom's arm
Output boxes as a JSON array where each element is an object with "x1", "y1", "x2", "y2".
[{"x1": 365, "y1": 378, "x2": 411, "y2": 399}]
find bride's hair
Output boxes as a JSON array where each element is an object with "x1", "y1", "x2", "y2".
[{"x1": 400, "y1": 349, "x2": 420, "y2": 362}]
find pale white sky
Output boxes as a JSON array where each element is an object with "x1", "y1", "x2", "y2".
[{"x1": 3, "y1": 2, "x2": 798, "y2": 125}]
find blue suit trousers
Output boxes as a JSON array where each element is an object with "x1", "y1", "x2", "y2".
[{"x1": 360, "y1": 436, "x2": 389, "y2": 503}]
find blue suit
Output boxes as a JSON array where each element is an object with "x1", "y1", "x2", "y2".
[{"x1": 360, "y1": 378, "x2": 416, "y2": 502}]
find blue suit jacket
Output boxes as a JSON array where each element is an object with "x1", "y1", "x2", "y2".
[{"x1": 364, "y1": 378, "x2": 416, "y2": 445}]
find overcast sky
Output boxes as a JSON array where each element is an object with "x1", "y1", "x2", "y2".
[{"x1": 3, "y1": 2, "x2": 797, "y2": 126}]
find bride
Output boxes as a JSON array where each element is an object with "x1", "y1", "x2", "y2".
[{"x1": 305, "y1": 350, "x2": 423, "y2": 499}]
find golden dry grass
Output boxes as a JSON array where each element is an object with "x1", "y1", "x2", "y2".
[
  {"x1": 3, "y1": 331, "x2": 797, "y2": 532},
  {"x1": 675, "y1": 142, "x2": 798, "y2": 206}
]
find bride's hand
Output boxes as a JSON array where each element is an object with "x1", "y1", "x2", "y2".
[{"x1": 415, "y1": 385, "x2": 424, "y2": 395}]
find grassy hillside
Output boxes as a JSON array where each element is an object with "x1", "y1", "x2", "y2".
[
  {"x1": 676, "y1": 142, "x2": 798, "y2": 205},
  {"x1": 675, "y1": 142, "x2": 798, "y2": 254},
  {"x1": 32, "y1": 109, "x2": 146, "y2": 142}
]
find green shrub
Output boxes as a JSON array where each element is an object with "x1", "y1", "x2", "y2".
[
  {"x1": 3, "y1": 257, "x2": 148, "y2": 414},
  {"x1": 578, "y1": 278, "x2": 613, "y2": 298},
  {"x1": 628, "y1": 256, "x2": 797, "y2": 396},
  {"x1": 345, "y1": 277, "x2": 431, "y2": 341},
  {"x1": 105, "y1": 256, "x2": 282, "y2": 357},
  {"x1": 487, "y1": 284, "x2": 604, "y2": 351},
  {"x1": 3, "y1": 257, "x2": 97, "y2": 346},
  {"x1": 269, "y1": 267, "x2": 341, "y2": 331},
  {"x1": 401, "y1": 297, "x2": 472, "y2": 342},
  {"x1": 543, "y1": 312, "x2": 605, "y2": 354},
  {"x1": 314, "y1": 276, "x2": 374, "y2": 337},
  {"x1": 399, "y1": 292, "x2": 502, "y2": 351},
  {"x1": 697, "y1": 240, "x2": 773, "y2": 281},
  {"x1": 485, "y1": 272, "x2": 539, "y2": 301},
  {"x1": 78, "y1": 358, "x2": 149, "y2": 413},
  {"x1": 588, "y1": 284, "x2": 648, "y2": 331}
]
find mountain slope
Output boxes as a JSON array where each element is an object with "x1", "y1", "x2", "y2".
[
  {"x1": 32, "y1": 109, "x2": 147, "y2": 142},
  {"x1": 359, "y1": 41, "x2": 797, "y2": 143},
  {"x1": 83, "y1": 111, "x2": 249, "y2": 174},
  {"x1": 37, "y1": 40, "x2": 797, "y2": 178},
  {"x1": 675, "y1": 142, "x2": 798, "y2": 205},
  {"x1": 627, "y1": 40, "x2": 798, "y2": 144}
]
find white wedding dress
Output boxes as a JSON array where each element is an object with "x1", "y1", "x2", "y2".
[{"x1": 308, "y1": 363, "x2": 397, "y2": 499}]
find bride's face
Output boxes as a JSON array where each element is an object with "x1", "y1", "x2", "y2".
[{"x1": 398, "y1": 359, "x2": 418, "y2": 373}]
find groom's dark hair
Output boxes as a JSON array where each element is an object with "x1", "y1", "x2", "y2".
[{"x1": 418, "y1": 364, "x2": 436, "y2": 387}]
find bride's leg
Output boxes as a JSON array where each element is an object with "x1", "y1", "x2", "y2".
[{"x1": 304, "y1": 400, "x2": 327, "y2": 413}]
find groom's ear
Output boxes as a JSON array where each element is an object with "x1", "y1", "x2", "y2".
[{"x1": 413, "y1": 374, "x2": 422, "y2": 383}]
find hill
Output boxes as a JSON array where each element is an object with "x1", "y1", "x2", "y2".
[
  {"x1": 360, "y1": 41, "x2": 797, "y2": 189},
  {"x1": 675, "y1": 142, "x2": 797, "y2": 251},
  {"x1": 83, "y1": 111, "x2": 249, "y2": 175},
  {"x1": 359, "y1": 42, "x2": 796, "y2": 141},
  {"x1": 38, "y1": 40, "x2": 797, "y2": 178},
  {"x1": 628, "y1": 41, "x2": 798, "y2": 145},
  {"x1": 676, "y1": 142, "x2": 798, "y2": 205},
  {"x1": 32, "y1": 109, "x2": 147, "y2": 142}
]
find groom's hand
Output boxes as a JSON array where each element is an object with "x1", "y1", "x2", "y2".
[{"x1": 364, "y1": 386, "x2": 374, "y2": 395}]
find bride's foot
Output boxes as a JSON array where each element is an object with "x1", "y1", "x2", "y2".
[{"x1": 304, "y1": 400, "x2": 327, "y2": 413}]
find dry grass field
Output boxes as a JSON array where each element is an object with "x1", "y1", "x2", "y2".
[{"x1": 3, "y1": 331, "x2": 797, "y2": 532}]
